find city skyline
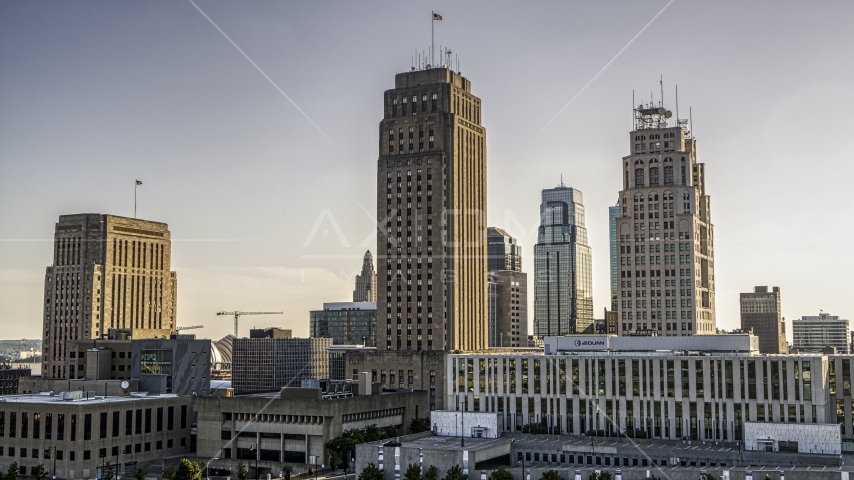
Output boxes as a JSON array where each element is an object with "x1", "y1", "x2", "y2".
[{"x1": 2, "y1": 2, "x2": 853, "y2": 341}]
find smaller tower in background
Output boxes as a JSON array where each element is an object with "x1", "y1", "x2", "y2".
[{"x1": 353, "y1": 250, "x2": 377, "y2": 303}]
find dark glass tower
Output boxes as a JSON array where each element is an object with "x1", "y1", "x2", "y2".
[{"x1": 533, "y1": 185, "x2": 593, "y2": 336}]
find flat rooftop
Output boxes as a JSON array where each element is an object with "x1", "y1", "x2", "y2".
[
  {"x1": 0, "y1": 393, "x2": 179, "y2": 405},
  {"x1": 384, "y1": 435, "x2": 512, "y2": 452}
]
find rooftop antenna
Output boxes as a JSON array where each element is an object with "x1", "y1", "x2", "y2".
[
  {"x1": 690, "y1": 107, "x2": 694, "y2": 139},
  {"x1": 675, "y1": 85, "x2": 679, "y2": 122},
  {"x1": 560, "y1": 174, "x2": 565, "y2": 187},
  {"x1": 632, "y1": 90, "x2": 635, "y2": 130},
  {"x1": 660, "y1": 75, "x2": 664, "y2": 107}
]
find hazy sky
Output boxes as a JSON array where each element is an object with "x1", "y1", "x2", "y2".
[{"x1": 2, "y1": 1, "x2": 853, "y2": 341}]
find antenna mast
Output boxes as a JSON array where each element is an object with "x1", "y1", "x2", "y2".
[{"x1": 660, "y1": 75, "x2": 664, "y2": 107}]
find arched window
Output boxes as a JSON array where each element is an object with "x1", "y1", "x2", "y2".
[
  {"x1": 635, "y1": 168, "x2": 645, "y2": 187},
  {"x1": 649, "y1": 167, "x2": 659, "y2": 186},
  {"x1": 664, "y1": 166, "x2": 674, "y2": 185}
]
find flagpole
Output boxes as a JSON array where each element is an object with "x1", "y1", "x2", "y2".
[
  {"x1": 431, "y1": 11, "x2": 434, "y2": 66},
  {"x1": 134, "y1": 181, "x2": 138, "y2": 218}
]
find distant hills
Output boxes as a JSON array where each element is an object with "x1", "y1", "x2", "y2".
[{"x1": 0, "y1": 339, "x2": 42, "y2": 360}]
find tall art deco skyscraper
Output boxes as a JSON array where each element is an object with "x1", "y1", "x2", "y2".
[
  {"x1": 42, "y1": 214, "x2": 177, "y2": 378},
  {"x1": 353, "y1": 250, "x2": 377, "y2": 302},
  {"x1": 533, "y1": 184, "x2": 594, "y2": 336},
  {"x1": 615, "y1": 104, "x2": 716, "y2": 335},
  {"x1": 376, "y1": 64, "x2": 487, "y2": 352}
]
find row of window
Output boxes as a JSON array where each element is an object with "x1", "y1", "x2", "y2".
[
  {"x1": 0, "y1": 439, "x2": 182, "y2": 461},
  {"x1": 0, "y1": 406, "x2": 187, "y2": 439},
  {"x1": 390, "y1": 94, "x2": 438, "y2": 117},
  {"x1": 451, "y1": 356, "x2": 815, "y2": 403}
]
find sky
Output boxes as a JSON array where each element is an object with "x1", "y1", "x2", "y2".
[{"x1": 1, "y1": 1, "x2": 853, "y2": 342}]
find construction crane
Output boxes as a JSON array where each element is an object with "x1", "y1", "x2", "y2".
[
  {"x1": 216, "y1": 311, "x2": 283, "y2": 337},
  {"x1": 176, "y1": 325, "x2": 204, "y2": 332}
]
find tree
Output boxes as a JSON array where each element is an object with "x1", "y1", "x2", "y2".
[
  {"x1": 540, "y1": 471, "x2": 561, "y2": 480},
  {"x1": 175, "y1": 459, "x2": 202, "y2": 480},
  {"x1": 442, "y1": 465, "x2": 465, "y2": 480},
  {"x1": 162, "y1": 464, "x2": 178, "y2": 480},
  {"x1": 409, "y1": 417, "x2": 431, "y2": 434},
  {"x1": 363, "y1": 425, "x2": 383, "y2": 442},
  {"x1": 381, "y1": 425, "x2": 399, "y2": 439},
  {"x1": 358, "y1": 464, "x2": 383, "y2": 480},
  {"x1": 101, "y1": 462, "x2": 114, "y2": 480},
  {"x1": 237, "y1": 463, "x2": 248, "y2": 480},
  {"x1": 6, "y1": 462, "x2": 19, "y2": 480},
  {"x1": 488, "y1": 466, "x2": 513, "y2": 480},
  {"x1": 588, "y1": 472, "x2": 612, "y2": 480},
  {"x1": 284, "y1": 471, "x2": 291, "y2": 480},
  {"x1": 404, "y1": 464, "x2": 422, "y2": 480},
  {"x1": 422, "y1": 466, "x2": 438, "y2": 480},
  {"x1": 31, "y1": 464, "x2": 48, "y2": 480},
  {"x1": 328, "y1": 429, "x2": 366, "y2": 467},
  {"x1": 132, "y1": 462, "x2": 148, "y2": 480}
]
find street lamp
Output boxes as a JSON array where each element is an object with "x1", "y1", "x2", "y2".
[{"x1": 250, "y1": 444, "x2": 258, "y2": 480}]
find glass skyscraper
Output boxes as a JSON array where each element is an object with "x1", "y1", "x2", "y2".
[
  {"x1": 533, "y1": 185, "x2": 593, "y2": 336},
  {"x1": 609, "y1": 204, "x2": 620, "y2": 312}
]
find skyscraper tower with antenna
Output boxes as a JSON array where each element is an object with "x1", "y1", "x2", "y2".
[
  {"x1": 375, "y1": 58, "x2": 487, "y2": 352},
  {"x1": 615, "y1": 98, "x2": 716, "y2": 336}
]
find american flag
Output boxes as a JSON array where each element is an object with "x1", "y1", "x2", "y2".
[
  {"x1": 433, "y1": 13, "x2": 442, "y2": 20},
  {"x1": 135, "y1": 180, "x2": 142, "y2": 185}
]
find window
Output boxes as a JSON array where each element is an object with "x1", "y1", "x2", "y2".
[
  {"x1": 126, "y1": 411, "x2": 132, "y2": 435},
  {"x1": 635, "y1": 168, "x2": 645, "y2": 187},
  {"x1": 649, "y1": 167, "x2": 659, "y2": 186},
  {"x1": 168, "y1": 406, "x2": 174, "y2": 430},
  {"x1": 113, "y1": 411, "x2": 120, "y2": 437},
  {"x1": 100, "y1": 412, "x2": 107, "y2": 438},
  {"x1": 181, "y1": 405, "x2": 187, "y2": 429},
  {"x1": 144, "y1": 409, "x2": 151, "y2": 433},
  {"x1": 70, "y1": 415, "x2": 76, "y2": 441}
]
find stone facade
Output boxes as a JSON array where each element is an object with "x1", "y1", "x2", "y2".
[
  {"x1": 615, "y1": 107, "x2": 716, "y2": 336},
  {"x1": 43, "y1": 214, "x2": 177, "y2": 379},
  {"x1": 376, "y1": 66, "x2": 487, "y2": 352},
  {"x1": 345, "y1": 349, "x2": 446, "y2": 411}
]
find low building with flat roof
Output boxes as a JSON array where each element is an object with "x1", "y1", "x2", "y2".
[
  {"x1": 0, "y1": 392, "x2": 192, "y2": 479},
  {"x1": 195, "y1": 385, "x2": 429, "y2": 477}
]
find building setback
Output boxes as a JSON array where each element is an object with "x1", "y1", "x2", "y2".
[
  {"x1": 740, "y1": 286, "x2": 787, "y2": 354},
  {"x1": 353, "y1": 251, "x2": 378, "y2": 303},
  {"x1": 231, "y1": 337, "x2": 332, "y2": 395},
  {"x1": 310, "y1": 302, "x2": 377, "y2": 347},
  {"x1": 533, "y1": 184, "x2": 593, "y2": 336},
  {"x1": 43, "y1": 214, "x2": 177, "y2": 379},
  {"x1": 793, "y1": 312, "x2": 849, "y2": 353},
  {"x1": 376, "y1": 65, "x2": 487, "y2": 352},
  {"x1": 615, "y1": 104, "x2": 715, "y2": 335},
  {"x1": 0, "y1": 393, "x2": 192, "y2": 479}
]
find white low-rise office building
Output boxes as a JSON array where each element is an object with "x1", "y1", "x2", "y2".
[{"x1": 446, "y1": 335, "x2": 854, "y2": 449}]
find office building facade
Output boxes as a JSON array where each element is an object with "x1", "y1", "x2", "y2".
[
  {"x1": 196, "y1": 388, "x2": 429, "y2": 475},
  {"x1": 740, "y1": 286, "x2": 787, "y2": 354},
  {"x1": 310, "y1": 302, "x2": 377, "y2": 347},
  {"x1": 376, "y1": 65, "x2": 487, "y2": 352},
  {"x1": 487, "y1": 227, "x2": 528, "y2": 348},
  {"x1": 445, "y1": 337, "x2": 854, "y2": 443},
  {"x1": 793, "y1": 312, "x2": 849, "y2": 353},
  {"x1": 231, "y1": 337, "x2": 332, "y2": 395},
  {"x1": 353, "y1": 250, "x2": 378, "y2": 303},
  {"x1": 615, "y1": 105, "x2": 715, "y2": 335},
  {"x1": 488, "y1": 227, "x2": 522, "y2": 272},
  {"x1": 0, "y1": 393, "x2": 192, "y2": 479},
  {"x1": 533, "y1": 185, "x2": 593, "y2": 336},
  {"x1": 487, "y1": 271, "x2": 527, "y2": 348},
  {"x1": 131, "y1": 336, "x2": 212, "y2": 396},
  {"x1": 42, "y1": 214, "x2": 177, "y2": 379}
]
